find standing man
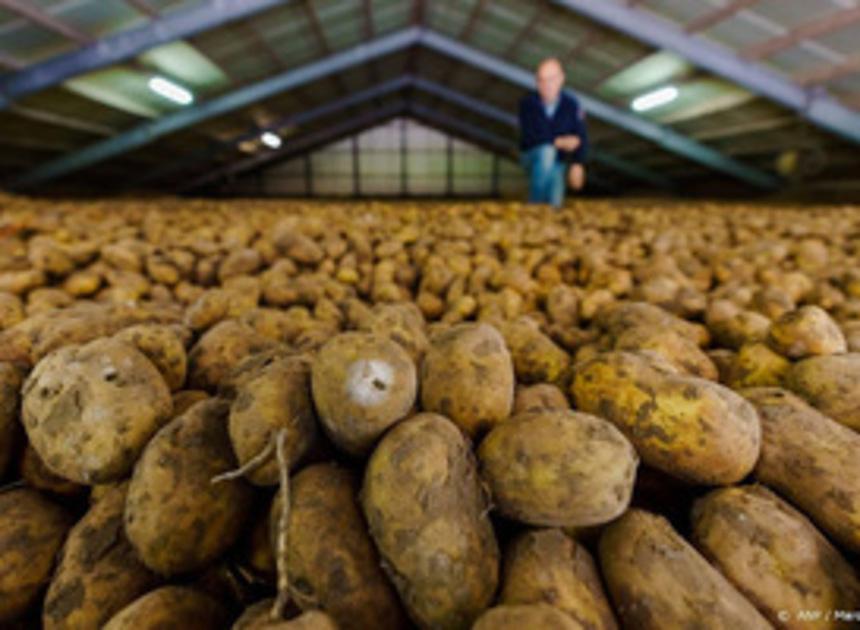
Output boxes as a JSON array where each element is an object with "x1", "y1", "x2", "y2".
[{"x1": 519, "y1": 57, "x2": 589, "y2": 207}]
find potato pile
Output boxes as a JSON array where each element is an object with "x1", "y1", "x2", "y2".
[{"x1": 2, "y1": 192, "x2": 860, "y2": 629}]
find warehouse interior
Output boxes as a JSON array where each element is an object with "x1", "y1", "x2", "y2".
[
  {"x1": 0, "y1": 0, "x2": 858, "y2": 199},
  {"x1": 2, "y1": 2, "x2": 860, "y2": 629}
]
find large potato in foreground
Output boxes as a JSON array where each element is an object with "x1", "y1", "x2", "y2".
[
  {"x1": 125, "y1": 398, "x2": 254, "y2": 575},
  {"x1": 599, "y1": 509, "x2": 771, "y2": 630},
  {"x1": 421, "y1": 323, "x2": 514, "y2": 436},
  {"x1": 478, "y1": 410, "x2": 637, "y2": 527},
  {"x1": 312, "y1": 332, "x2": 416, "y2": 455},
  {"x1": 0, "y1": 489, "x2": 72, "y2": 622},
  {"x1": 572, "y1": 351, "x2": 760, "y2": 485},
  {"x1": 230, "y1": 354, "x2": 316, "y2": 485},
  {"x1": 362, "y1": 413, "x2": 499, "y2": 629},
  {"x1": 271, "y1": 463, "x2": 406, "y2": 630},
  {"x1": 472, "y1": 604, "x2": 585, "y2": 630},
  {"x1": 785, "y1": 353, "x2": 860, "y2": 431},
  {"x1": 742, "y1": 387, "x2": 860, "y2": 552},
  {"x1": 22, "y1": 337, "x2": 172, "y2": 484},
  {"x1": 692, "y1": 485, "x2": 860, "y2": 629},
  {"x1": 500, "y1": 529, "x2": 617, "y2": 630},
  {"x1": 43, "y1": 483, "x2": 157, "y2": 630},
  {"x1": 102, "y1": 586, "x2": 226, "y2": 630}
]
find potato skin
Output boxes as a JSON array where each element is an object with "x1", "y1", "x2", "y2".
[
  {"x1": 230, "y1": 355, "x2": 316, "y2": 485},
  {"x1": 478, "y1": 410, "x2": 638, "y2": 527},
  {"x1": 599, "y1": 509, "x2": 771, "y2": 630},
  {"x1": 472, "y1": 604, "x2": 585, "y2": 630},
  {"x1": 114, "y1": 324, "x2": 188, "y2": 391},
  {"x1": 187, "y1": 319, "x2": 277, "y2": 391},
  {"x1": 767, "y1": 305, "x2": 846, "y2": 358},
  {"x1": 270, "y1": 463, "x2": 406, "y2": 630},
  {"x1": 125, "y1": 398, "x2": 254, "y2": 575},
  {"x1": 742, "y1": 387, "x2": 860, "y2": 552},
  {"x1": 613, "y1": 325, "x2": 717, "y2": 380},
  {"x1": 512, "y1": 383, "x2": 569, "y2": 414},
  {"x1": 0, "y1": 362, "x2": 22, "y2": 479},
  {"x1": 498, "y1": 317, "x2": 570, "y2": 385},
  {"x1": 421, "y1": 323, "x2": 514, "y2": 437},
  {"x1": 500, "y1": 529, "x2": 617, "y2": 630},
  {"x1": 785, "y1": 353, "x2": 860, "y2": 431},
  {"x1": 22, "y1": 337, "x2": 172, "y2": 484},
  {"x1": 0, "y1": 488, "x2": 72, "y2": 622},
  {"x1": 692, "y1": 485, "x2": 860, "y2": 629},
  {"x1": 572, "y1": 351, "x2": 760, "y2": 485},
  {"x1": 233, "y1": 602, "x2": 338, "y2": 630},
  {"x1": 362, "y1": 413, "x2": 499, "y2": 630},
  {"x1": 102, "y1": 586, "x2": 226, "y2": 630},
  {"x1": 312, "y1": 332, "x2": 416, "y2": 455},
  {"x1": 43, "y1": 483, "x2": 157, "y2": 630}
]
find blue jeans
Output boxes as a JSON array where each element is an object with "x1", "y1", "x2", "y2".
[{"x1": 521, "y1": 144, "x2": 565, "y2": 208}]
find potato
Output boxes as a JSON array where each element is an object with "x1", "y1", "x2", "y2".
[
  {"x1": 472, "y1": 604, "x2": 584, "y2": 630},
  {"x1": 125, "y1": 398, "x2": 254, "y2": 574},
  {"x1": 784, "y1": 353, "x2": 860, "y2": 431},
  {"x1": 113, "y1": 324, "x2": 187, "y2": 391},
  {"x1": 270, "y1": 463, "x2": 406, "y2": 629},
  {"x1": 311, "y1": 332, "x2": 416, "y2": 455},
  {"x1": 0, "y1": 362, "x2": 22, "y2": 479},
  {"x1": 187, "y1": 319, "x2": 278, "y2": 391},
  {"x1": 0, "y1": 488, "x2": 72, "y2": 622},
  {"x1": 613, "y1": 325, "x2": 717, "y2": 380},
  {"x1": 0, "y1": 292, "x2": 24, "y2": 329},
  {"x1": 421, "y1": 323, "x2": 514, "y2": 437},
  {"x1": 724, "y1": 342, "x2": 790, "y2": 389},
  {"x1": 42, "y1": 483, "x2": 157, "y2": 630},
  {"x1": 599, "y1": 509, "x2": 771, "y2": 630},
  {"x1": 572, "y1": 351, "x2": 761, "y2": 485},
  {"x1": 741, "y1": 387, "x2": 860, "y2": 552},
  {"x1": 362, "y1": 302, "x2": 429, "y2": 363},
  {"x1": 600, "y1": 301, "x2": 709, "y2": 347},
  {"x1": 767, "y1": 305, "x2": 846, "y2": 358},
  {"x1": 691, "y1": 485, "x2": 860, "y2": 629},
  {"x1": 22, "y1": 337, "x2": 172, "y2": 484},
  {"x1": 19, "y1": 445, "x2": 85, "y2": 497},
  {"x1": 498, "y1": 317, "x2": 570, "y2": 385},
  {"x1": 500, "y1": 529, "x2": 617, "y2": 629},
  {"x1": 229, "y1": 354, "x2": 316, "y2": 485},
  {"x1": 362, "y1": 413, "x2": 499, "y2": 629},
  {"x1": 172, "y1": 389, "x2": 210, "y2": 415},
  {"x1": 512, "y1": 383, "x2": 568, "y2": 414},
  {"x1": 102, "y1": 586, "x2": 226, "y2": 630},
  {"x1": 710, "y1": 309, "x2": 772, "y2": 350},
  {"x1": 233, "y1": 602, "x2": 338, "y2": 630},
  {"x1": 478, "y1": 410, "x2": 637, "y2": 527}
]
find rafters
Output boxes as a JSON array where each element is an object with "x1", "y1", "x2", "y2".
[
  {"x1": 684, "y1": 0, "x2": 760, "y2": 34},
  {"x1": 741, "y1": 7, "x2": 860, "y2": 61}
]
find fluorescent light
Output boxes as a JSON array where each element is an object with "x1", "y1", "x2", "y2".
[
  {"x1": 631, "y1": 85, "x2": 678, "y2": 112},
  {"x1": 148, "y1": 76, "x2": 194, "y2": 105},
  {"x1": 260, "y1": 131, "x2": 282, "y2": 149}
]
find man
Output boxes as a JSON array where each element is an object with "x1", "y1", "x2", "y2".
[{"x1": 519, "y1": 57, "x2": 589, "y2": 207}]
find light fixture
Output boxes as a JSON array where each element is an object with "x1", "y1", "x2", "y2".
[
  {"x1": 260, "y1": 131, "x2": 282, "y2": 149},
  {"x1": 148, "y1": 76, "x2": 194, "y2": 105},
  {"x1": 631, "y1": 85, "x2": 678, "y2": 112}
]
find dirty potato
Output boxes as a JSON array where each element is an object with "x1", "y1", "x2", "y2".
[
  {"x1": 472, "y1": 604, "x2": 585, "y2": 630},
  {"x1": 0, "y1": 362, "x2": 22, "y2": 479},
  {"x1": 478, "y1": 410, "x2": 638, "y2": 527},
  {"x1": 187, "y1": 319, "x2": 278, "y2": 391},
  {"x1": 22, "y1": 337, "x2": 172, "y2": 484},
  {"x1": 784, "y1": 353, "x2": 860, "y2": 431},
  {"x1": 362, "y1": 413, "x2": 499, "y2": 629},
  {"x1": 512, "y1": 383, "x2": 569, "y2": 414},
  {"x1": 498, "y1": 317, "x2": 571, "y2": 385},
  {"x1": 114, "y1": 324, "x2": 188, "y2": 391},
  {"x1": 421, "y1": 323, "x2": 514, "y2": 436},
  {"x1": 102, "y1": 586, "x2": 226, "y2": 630},
  {"x1": 312, "y1": 332, "x2": 416, "y2": 455},
  {"x1": 767, "y1": 305, "x2": 846, "y2": 358}
]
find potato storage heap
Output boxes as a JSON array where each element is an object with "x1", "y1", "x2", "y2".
[{"x1": 1, "y1": 193, "x2": 860, "y2": 629}]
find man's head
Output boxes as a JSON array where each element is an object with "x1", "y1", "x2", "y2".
[{"x1": 536, "y1": 57, "x2": 565, "y2": 104}]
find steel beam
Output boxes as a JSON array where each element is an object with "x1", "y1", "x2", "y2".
[
  {"x1": 741, "y1": 7, "x2": 860, "y2": 61},
  {"x1": 551, "y1": 0, "x2": 860, "y2": 145},
  {"x1": 0, "y1": 0, "x2": 288, "y2": 108},
  {"x1": 420, "y1": 30, "x2": 778, "y2": 188},
  {"x1": 183, "y1": 102, "x2": 405, "y2": 191},
  {"x1": 10, "y1": 28, "x2": 422, "y2": 188},
  {"x1": 684, "y1": 0, "x2": 760, "y2": 34},
  {"x1": 0, "y1": 0, "x2": 89, "y2": 43}
]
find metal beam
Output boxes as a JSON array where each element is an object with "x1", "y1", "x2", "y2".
[
  {"x1": 796, "y1": 53, "x2": 860, "y2": 87},
  {"x1": 0, "y1": 0, "x2": 89, "y2": 43},
  {"x1": 741, "y1": 7, "x2": 860, "y2": 61},
  {"x1": 420, "y1": 30, "x2": 778, "y2": 188},
  {"x1": 551, "y1": 0, "x2": 860, "y2": 145},
  {"x1": 684, "y1": 0, "x2": 760, "y2": 34},
  {"x1": 11, "y1": 26, "x2": 773, "y2": 190},
  {"x1": 0, "y1": 0, "x2": 288, "y2": 108},
  {"x1": 183, "y1": 103, "x2": 405, "y2": 191},
  {"x1": 10, "y1": 28, "x2": 421, "y2": 188}
]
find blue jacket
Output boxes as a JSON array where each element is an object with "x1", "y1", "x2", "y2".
[{"x1": 519, "y1": 90, "x2": 589, "y2": 164}]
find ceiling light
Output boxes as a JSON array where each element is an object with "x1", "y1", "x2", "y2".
[
  {"x1": 260, "y1": 131, "x2": 282, "y2": 149},
  {"x1": 631, "y1": 85, "x2": 678, "y2": 112},
  {"x1": 148, "y1": 76, "x2": 194, "y2": 105}
]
